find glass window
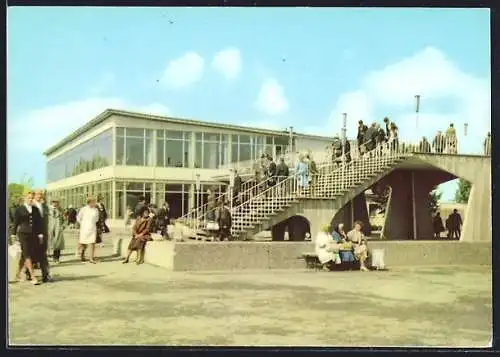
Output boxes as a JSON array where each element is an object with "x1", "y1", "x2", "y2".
[
  {"x1": 127, "y1": 128, "x2": 144, "y2": 137},
  {"x1": 145, "y1": 136, "x2": 154, "y2": 166},
  {"x1": 239, "y1": 143, "x2": 252, "y2": 162},
  {"x1": 116, "y1": 136, "x2": 125, "y2": 165},
  {"x1": 166, "y1": 130, "x2": 184, "y2": 140},
  {"x1": 117, "y1": 127, "x2": 125, "y2": 137},
  {"x1": 126, "y1": 182, "x2": 144, "y2": 191},
  {"x1": 195, "y1": 138, "x2": 203, "y2": 168},
  {"x1": 240, "y1": 135, "x2": 251, "y2": 144},
  {"x1": 166, "y1": 139, "x2": 184, "y2": 167},
  {"x1": 126, "y1": 137, "x2": 144, "y2": 166},
  {"x1": 204, "y1": 141, "x2": 218, "y2": 169},
  {"x1": 156, "y1": 139, "x2": 165, "y2": 166},
  {"x1": 157, "y1": 130, "x2": 165, "y2": 139},
  {"x1": 204, "y1": 133, "x2": 219, "y2": 142},
  {"x1": 231, "y1": 142, "x2": 239, "y2": 163},
  {"x1": 115, "y1": 190, "x2": 124, "y2": 219}
]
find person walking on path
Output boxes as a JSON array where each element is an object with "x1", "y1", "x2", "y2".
[
  {"x1": 12, "y1": 191, "x2": 44, "y2": 285},
  {"x1": 33, "y1": 190, "x2": 52, "y2": 282},
  {"x1": 48, "y1": 198, "x2": 66, "y2": 264},
  {"x1": 77, "y1": 197, "x2": 100, "y2": 263}
]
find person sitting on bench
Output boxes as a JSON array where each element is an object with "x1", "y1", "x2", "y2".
[
  {"x1": 332, "y1": 223, "x2": 355, "y2": 263},
  {"x1": 347, "y1": 221, "x2": 370, "y2": 271},
  {"x1": 315, "y1": 224, "x2": 341, "y2": 270}
]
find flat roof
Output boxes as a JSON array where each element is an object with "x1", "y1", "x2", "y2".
[{"x1": 44, "y1": 109, "x2": 334, "y2": 156}]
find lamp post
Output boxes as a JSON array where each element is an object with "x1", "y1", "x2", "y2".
[
  {"x1": 229, "y1": 168, "x2": 235, "y2": 211},
  {"x1": 288, "y1": 126, "x2": 294, "y2": 162},
  {"x1": 341, "y1": 113, "x2": 347, "y2": 160},
  {"x1": 195, "y1": 173, "x2": 200, "y2": 230}
]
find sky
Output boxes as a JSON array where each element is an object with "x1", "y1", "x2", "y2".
[{"x1": 7, "y1": 7, "x2": 491, "y2": 201}]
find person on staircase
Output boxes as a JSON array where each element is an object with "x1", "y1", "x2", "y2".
[
  {"x1": 419, "y1": 137, "x2": 432, "y2": 153},
  {"x1": 332, "y1": 135, "x2": 343, "y2": 166},
  {"x1": 374, "y1": 123, "x2": 387, "y2": 155},
  {"x1": 445, "y1": 123, "x2": 458, "y2": 154},
  {"x1": 484, "y1": 132, "x2": 491, "y2": 156},
  {"x1": 266, "y1": 156, "x2": 277, "y2": 191},
  {"x1": 363, "y1": 123, "x2": 378, "y2": 155},
  {"x1": 232, "y1": 170, "x2": 242, "y2": 206},
  {"x1": 383, "y1": 117, "x2": 392, "y2": 138},
  {"x1": 432, "y1": 131, "x2": 446, "y2": 153},
  {"x1": 343, "y1": 137, "x2": 352, "y2": 163},
  {"x1": 305, "y1": 154, "x2": 318, "y2": 196},
  {"x1": 295, "y1": 154, "x2": 310, "y2": 196},
  {"x1": 357, "y1": 120, "x2": 368, "y2": 156},
  {"x1": 157, "y1": 202, "x2": 171, "y2": 239},
  {"x1": 206, "y1": 188, "x2": 217, "y2": 223},
  {"x1": 346, "y1": 221, "x2": 370, "y2": 271},
  {"x1": 388, "y1": 123, "x2": 399, "y2": 153},
  {"x1": 276, "y1": 157, "x2": 289, "y2": 183},
  {"x1": 217, "y1": 200, "x2": 232, "y2": 241}
]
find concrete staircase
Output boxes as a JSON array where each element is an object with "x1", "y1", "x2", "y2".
[{"x1": 229, "y1": 150, "x2": 410, "y2": 240}]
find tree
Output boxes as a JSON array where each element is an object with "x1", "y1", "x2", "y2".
[
  {"x1": 8, "y1": 175, "x2": 34, "y2": 207},
  {"x1": 455, "y1": 178, "x2": 471, "y2": 203},
  {"x1": 430, "y1": 187, "x2": 442, "y2": 214}
]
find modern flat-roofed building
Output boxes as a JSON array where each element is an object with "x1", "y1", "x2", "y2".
[{"x1": 44, "y1": 109, "x2": 333, "y2": 223}]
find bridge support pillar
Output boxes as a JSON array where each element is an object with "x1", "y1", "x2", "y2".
[
  {"x1": 330, "y1": 192, "x2": 371, "y2": 236},
  {"x1": 382, "y1": 169, "x2": 454, "y2": 240}
]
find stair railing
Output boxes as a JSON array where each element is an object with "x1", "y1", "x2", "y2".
[{"x1": 229, "y1": 136, "x2": 416, "y2": 238}]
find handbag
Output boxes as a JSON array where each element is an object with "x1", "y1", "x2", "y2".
[{"x1": 206, "y1": 222, "x2": 220, "y2": 231}]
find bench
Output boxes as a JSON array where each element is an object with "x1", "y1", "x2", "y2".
[{"x1": 300, "y1": 252, "x2": 362, "y2": 271}]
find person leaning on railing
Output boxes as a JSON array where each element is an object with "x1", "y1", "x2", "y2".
[
  {"x1": 418, "y1": 137, "x2": 432, "y2": 153},
  {"x1": 484, "y1": 132, "x2": 491, "y2": 156},
  {"x1": 445, "y1": 123, "x2": 458, "y2": 154},
  {"x1": 306, "y1": 154, "x2": 318, "y2": 195}
]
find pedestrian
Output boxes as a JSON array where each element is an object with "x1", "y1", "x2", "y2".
[
  {"x1": 217, "y1": 201, "x2": 232, "y2": 241},
  {"x1": 48, "y1": 198, "x2": 66, "y2": 264},
  {"x1": 432, "y1": 212, "x2": 445, "y2": 239},
  {"x1": 77, "y1": 197, "x2": 100, "y2": 263},
  {"x1": 448, "y1": 209, "x2": 463, "y2": 239},
  {"x1": 96, "y1": 194, "x2": 109, "y2": 246},
  {"x1": 295, "y1": 154, "x2": 309, "y2": 196},
  {"x1": 432, "y1": 131, "x2": 446, "y2": 153},
  {"x1": 122, "y1": 206, "x2": 152, "y2": 265},
  {"x1": 357, "y1": 120, "x2": 368, "y2": 155},
  {"x1": 484, "y1": 132, "x2": 491, "y2": 156},
  {"x1": 12, "y1": 191, "x2": 43, "y2": 285},
  {"x1": 445, "y1": 123, "x2": 457, "y2": 154},
  {"x1": 33, "y1": 190, "x2": 51, "y2": 282}
]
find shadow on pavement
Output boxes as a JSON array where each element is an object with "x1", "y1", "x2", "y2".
[{"x1": 51, "y1": 274, "x2": 107, "y2": 282}]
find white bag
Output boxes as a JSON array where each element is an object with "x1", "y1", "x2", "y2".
[
  {"x1": 371, "y1": 249, "x2": 385, "y2": 269},
  {"x1": 167, "y1": 224, "x2": 174, "y2": 235},
  {"x1": 206, "y1": 222, "x2": 220, "y2": 231}
]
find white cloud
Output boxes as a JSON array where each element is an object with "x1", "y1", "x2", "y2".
[
  {"x1": 162, "y1": 52, "x2": 204, "y2": 90},
  {"x1": 212, "y1": 48, "x2": 242, "y2": 80},
  {"x1": 255, "y1": 78, "x2": 289, "y2": 116},
  {"x1": 7, "y1": 98, "x2": 170, "y2": 152},
  {"x1": 329, "y1": 46, "x2": 491, "y2": 152}
]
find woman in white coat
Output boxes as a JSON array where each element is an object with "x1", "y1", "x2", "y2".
[
  {"x1": 314, "y1": 224, "x2": 341, "y2": 271},
  {"x1": 77, "y1": 198, "x2": 99, "y2": 263}
]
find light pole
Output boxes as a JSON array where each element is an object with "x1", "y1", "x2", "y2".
[
  {"x1": 229, "y1": 168, "x2": 235, "y2": 211},
  {"x1": 288, "y1": 126, "x2": 294, "y2": 162},
  {"x1": 414, "y1": 94, "x2": 421, "y2": 130},
  {"x1": 195, "y1": 173, "x2": 200, "y2": 231},
  {"x1": 341, "y1": 113, "x2": 347, "y2": 160}
]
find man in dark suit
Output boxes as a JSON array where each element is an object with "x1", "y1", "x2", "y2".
[
  {"x1": 13, "y1": 191, "x2": 44, "y2": 285},
  {"x1": 267, "y1": 156, "x2": 277, "y2": 188},
  {"x1": 232, "y1": 170, "x2": 242, "y2": 206},
  {"x1": 33, "y1": 190, "x2": 52, "y2": 282},
  {"x1": 357, "y1": 120, "x2": 368, "y2": 154},
  {"x1": 276, "y1": 158, "x2": 289, "y2": 181}
]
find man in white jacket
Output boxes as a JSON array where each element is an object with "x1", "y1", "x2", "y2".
[{"x1": 314, "y1": 225, "x2": 341, "y2": 270}]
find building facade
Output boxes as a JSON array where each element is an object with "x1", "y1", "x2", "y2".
[{"x1": 45, "y1": 109, "x2": 333, "y2": 223}]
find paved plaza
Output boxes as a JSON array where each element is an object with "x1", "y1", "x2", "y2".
[{"x1": 8, "y1": 240, "x2": 491, "y2": 347}]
